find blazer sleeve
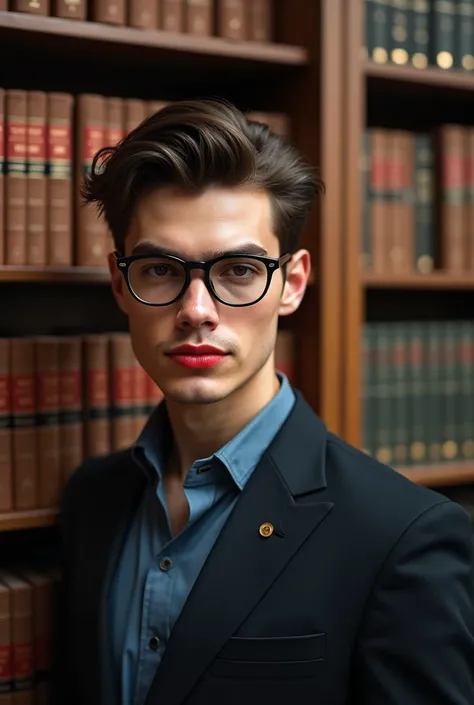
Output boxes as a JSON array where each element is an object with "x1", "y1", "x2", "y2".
[{"x1": 352, "y1": 499, "x2": 474, "y2": 705}]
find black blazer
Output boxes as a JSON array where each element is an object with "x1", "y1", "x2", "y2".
[{"x1": 55, "y1": 392, "x2": 474, "y2": 705}]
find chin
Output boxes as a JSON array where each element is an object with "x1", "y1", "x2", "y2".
[{"x1": 163, "y1": 377, "x2": 235, "y2": 405}]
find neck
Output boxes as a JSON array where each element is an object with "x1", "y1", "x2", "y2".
[{"x1": 165, "y1": 360, "x2": 280, "y2": 480}]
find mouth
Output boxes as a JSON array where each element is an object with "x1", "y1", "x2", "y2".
[{"x1": 166, "y1": 345, "x2": 229, "y2": 369}]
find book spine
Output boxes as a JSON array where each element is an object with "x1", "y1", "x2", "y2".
[
  {"x1": 146, "y1": 101, "x2": 169, "y2": 116},
  {"x1": 26, "y1": 91, "x2": 47, "y2": 266},
  {"x1": 438, "y1": 124, "x2": 467, "y2": 271},
  {"x1": 387, "y1": 130, "x2": 415, "y2": 273},
  {"x1": 12, "y1": 0, "x2": 49, "y2": 14},
  {"x1": 217, "y1": 0, "x2": 246, "y2": 39},
  {"x1": 124, "y1": 99, "x2": 147, "y2": 136},
  {"x1": 0, "y1": 88, "x2": 4, "y2": 265},
  {"x1": 19, "y1": 572, "x2": 52, "y2": 700},
  {"x1": 91, "y1": 0, "x2": 125, "y2": 24},
  {"x1": 10, "y1": 339, "x2": 37, "y2": 510},
  {"x1": 128, "y1": 0, "x2": 158, "y2": 28},
  {"x1": 75, "y1": 94, "x2": 106, "y2": 267},
  {"x1": 361, "y1": 323, "x2": 374, "y2": 456},
  {"x1": 47, "y1": 93, "x2": 73, "y2": 266},
  {"x1": 109, "y1": 334, "x2": 136, "y2": 451},
  {"x1": 455, "y1": 0, "x2": 474, "y2": 70},
  {"x1": 414, "y1": 133, "x2": 435, "y2": 274},
  {"x1": 0, "y1": 585, "x2": 11, "y2": 700},
  {"x1": 52, "y1": 0, "x2": 86, "y2": 19},
  {"x1": 461, "y1": 322, "x2": 474, "y2": 460},
  {"x1": 245, "y1": 0, "x2": 272, "y2": 42},
  {"x1": 0, "y1": 576, "x2": 34, "y2": 697},
  {"x1": 367, "y1": 0, "x2": 391, "y2": 64},
  {"x1": 408, "y1": 322, "x2": 427, "y2": 465},
  {"x1": 426, "y1": 321, "x2": 442, "y2": 463},
  {"x1": 360, "y1": 130, "x2": 372, "y2": 270},
  {"x1": 369, "y1": 128, "x2": 390, "y2": 272},
  {"x1": 392, "y1": 322, "x2": 409, "y2": 465},
  {"x1": 105, "y1": 97, "x2": 124, "y2": 255},
  {"x1": 0, "y1": 340, "x2": 12, "y2": 513},
  {"x1": 5, "y1": 90, "x2": 27, "y2": 266},
  {"x1": 184, "y1": 0, "x2": 213, "y2": 34},
  {"x1": 83, "y1": 335, "x2": 110, "y2": 458},
  {"x1": 275, "y1": 330, "x2": 295, "y2": 386},
  {"x1": 441, "y1": 321, "x2": 460, "y2": 462},
  {"x1": 374, "y1": 323, "x2": 393, "y2": 465},
  {"x1": 160, "y1": 0, "x2": 184, "y2": 31},
  {"x1": 36, "y1": 338, "x2": 61, "y2": 508},
  {"x1": 58, "y1": 337, "x2": 83, "y2": 484},
  {"x1": 411, "y1": 0, "x2": 430, "y2": 68},
  {"x1": 390, "y1": 0, "x2": 412, "y2": 66},
  {"x1": 467, "y1": 128, "x2": 474, "y2": 270},
  {"x1": 430, "y1": 0, "x2": 456, "y2": 69}
]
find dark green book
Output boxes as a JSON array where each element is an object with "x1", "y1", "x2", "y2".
[
  {"x1": 390, "y1": 0, "x2": 413, "y2": 65},
  {"x1": 429, "y1": 0, "x2": 456, "y2": 69},
  {"x1": 426, "y1": 322, "x2": 442, "y2": 464},
  {"x1": 460, "y1": 322, "x2": 474, "y2": 460},
  {"x1": 366, "y1": 0, "x2": 392, "y2": 64},
  {"x1": 362, "y1": 323, "x2": 375, "y2": 457},
  {"x1": 391, "y1": 323, "x2": 410, "y2": 466},
  {"x1": 408, "y1": 322, "x2": 427, "y2": 466},
  {"x1": 456, "y1": 0, "x2": 474, "y2": 70},
  {"x1": 441, "y1": 321, "x2": 460, "y2": 462},
  {"x1": 411, "y1": 0, "x2": 430, "y2": 68},
  {"x1": 414, "y1": 133, "x2": 435, "y2": 274},
  {"x1": 374, "y1": 323, "x2": 393, "y2": 466}
]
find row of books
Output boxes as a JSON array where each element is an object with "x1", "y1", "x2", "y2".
[
  {"x1": 0, "y1": 0, "x2": 274, "y2": 42},
  {"x1": 365, "y1": 0, "x2": 474, "y2": 71},
  {"x1": 360, "y1": 125, "x2": 474, "y2": 274},
  {"x1": 362, "y1": 320, "x2": 474, "y2": 468},
  {"x1": 0, "y1": 88, "x2": 289, "y2": 269},
  {"x1": 0, "y1": 329, "x2": 295, "y2": 514},
  {"x1": 0, "y1": 565, "x2": 60, "y2": 705}
]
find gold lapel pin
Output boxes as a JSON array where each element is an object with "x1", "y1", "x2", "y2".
[{"x1": 259, "y1": 522, "x2": 274, "y2": 538}]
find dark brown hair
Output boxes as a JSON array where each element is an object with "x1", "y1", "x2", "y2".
[{"x1": 82, "y1": 98, "x2": 324, "y2": 254}]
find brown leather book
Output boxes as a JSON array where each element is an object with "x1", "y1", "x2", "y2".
[
  {"x1": 245, "y1": 0, "x2": 272, "y2": 42},
  {"x1": 104, "y1": 98, "x2": 125, "y2": 254},
  {"x1": 58, "y1": 337, "x2": 83, "y2": 484},
  {"x1": 146, "y1": 100, "x2": 169, "y2": 116},
  {"x1": 5, "y1": 90, "x2": 27, "y2": 266},
  {"x1": 124, "y1": 99, "x2": 147, "y2": 135},
  {"x1": 26, "y1": 91, "x2": 47, "y2": 266},
  {"x1": 160, "y1": 0, "x2": 183, "y2": 31},
  {"x1": 75, "y1": 94, "x2": 107, "y2": 267},
  {"x1": 0, "y1": 583, "x2": 11, "y2": 702},
  {"x1": 275, "y1": 330, "x2": 295, "y2": 386},
  {"x1": 11, "y1": 0, "x2": 49, "y2": 14},
  {"x1": 83, "y1": 335, "x2": 110, "y2": 458},
  {"x1": 0, "y1": 88, "x2": 4, "y2": 265},
  {"x1": 216, "y1": 0, "x2": 246, "y2": 39},
  {"x1": 128, "y1": 0, "x2": 158, "y2": 28},
  {"x1": 184, "y1": 0, "x2": 213, "y2": 35},
  {"x1": 466, "y1": 128, "x2": 474, "y2": 271},
  {"x1": 18, "y1": 570, "x2": 52, "y2": 704},
  {"x1": 133, "y1": 357, "x2": 150, "y2": 437},
  {"x1": 91, "y1": 0, "x2": 125, "y2": 24},
  {"x1": 11, "y1": 338, "x2": 37, "y2": 510},
  {"x1": 437, "y1": 124, "x2": 467, "y2": 271},
  {"x1": 36, "y1": 337, "x2": 61, "y2": 509},
  {"x1": 0, "y1": 339, "x2": 13, "y2": 513},
  {"x1": 47, "y1": 92, "x2": 74, "y2": 266},
  {"x1": 387, "y1": 131, "x2": 415, "y2": 273},
  {"x1": 109, "y1": 333, "x2": 136, "y2": 451},
  {"x1": 369, "y1": 128, "x2": 390, "y2": 273},
  {"x1": 52, "y1": 0, "x2": 86, "y2": 19},
  {"x1": 0, "y1": 573, "x2": 34, "y2": 700}
]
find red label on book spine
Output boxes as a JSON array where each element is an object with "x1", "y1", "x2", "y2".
[
  {"x1": 6, "y1": 121, "x2": 27, "y2": 173},
  {"x1": 0, "y1": 643, "x2": 11, "y2": 680},
  {"x1": 112, "y1": 368, "x2": 134, "y2": 405},
  {"x1": 87, "y1": 370, "x2": 109, "y2": 406},
  {"x1": 48, "y1": 125, "x2": 72, "y2": 162},
  {"x1": 60, "y1": 370, "x2": 81, "y2": 406},
  {"x1": 11, "y1": 375, "x2": 35, "y2": 414},
  {"x1": 0, "y1": 374, "x2": 11, "y2": 414},
  {"x1": 37, "y1": 372, "x2": 59, "y2": 411},
  {"x1": 83, "y1": 126, "x2": 104, "y2": 165}
]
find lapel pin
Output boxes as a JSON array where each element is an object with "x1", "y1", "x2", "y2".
[{"x1": 259, "y1": 522, "x2": 274, "y2": 538}]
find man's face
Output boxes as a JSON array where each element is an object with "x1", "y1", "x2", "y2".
[{"x1": 109, "y1": 186, "x2": 310, "y2": 405}]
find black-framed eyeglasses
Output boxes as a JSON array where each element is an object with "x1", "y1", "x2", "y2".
[{"x1": 113, "y1": 251, "x2": 292, "y2": 307}]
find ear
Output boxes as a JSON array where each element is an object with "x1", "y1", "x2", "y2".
[
  {"x1": 278, "y1": 249, "x2": 311, "y2": 317},
  {"x1": 108, "y1": 252, "x2": 130, "y2": 315}
]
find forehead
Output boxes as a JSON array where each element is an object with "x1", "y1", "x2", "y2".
[{"x1": 126, "y1": 186, "x2": 278, "y2": 258}]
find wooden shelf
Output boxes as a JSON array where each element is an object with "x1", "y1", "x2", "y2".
[
  {"x1": 397, "y1": 463, "x2": 474, "y2": 488},
  {"x1": 363, "y1": 272, "x2": 474, "y2": 291},
  {"x1": 0, "y1": 265, "x2": 110, "y2": 284},
  {"x1": 365, "y1": 60, "x2": 474, "y2": 93},
  {"x1": 0, "y1": 508, "x2": 59, "y2": 532},
  {"x1": 0, "y1": 11, "x2": 307, "y2": 74}
]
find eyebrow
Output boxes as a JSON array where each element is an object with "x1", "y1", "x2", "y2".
[{"x1": 130, "y1": 241, "x2": 270, "y2": 259}]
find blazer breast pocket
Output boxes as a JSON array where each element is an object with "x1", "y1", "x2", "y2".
[{"x1": 211, "y1": 633, "x2": 326, "y2": 679}]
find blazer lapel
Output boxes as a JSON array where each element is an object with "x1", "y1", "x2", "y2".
[{"x1": 144, "y1": 393, "x2": 333, "y2": 705}]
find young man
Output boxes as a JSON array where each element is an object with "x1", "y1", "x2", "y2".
[{"x1": 56, "y1": 99, "x2": 474, "y2": 705}]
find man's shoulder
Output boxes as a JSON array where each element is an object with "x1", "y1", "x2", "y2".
[
  {"x1": 61, "y1": 448, "x2": 136, "y2": 509},
  {"x1": 324, "y1": 431, "x2": 457, "y2": 530}
]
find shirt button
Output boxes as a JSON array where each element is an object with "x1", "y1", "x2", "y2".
[
  {"x1": 149, "y1": 636, "x2": 160, "y2": 651},
  {"x1": 159, "y1": 557, "x2": 172, "y2": 572}
]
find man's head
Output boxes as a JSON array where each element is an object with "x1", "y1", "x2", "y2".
[{"x1": 83, "y1": 98, "x2": 324, "y2": 406}]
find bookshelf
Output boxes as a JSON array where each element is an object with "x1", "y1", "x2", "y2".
[
  {"x1": 0, "y1": 0, "x2": 344, "y2": 532},
  {"x1": 341, "y1": 0, "x2": 474, "y2": 488}
]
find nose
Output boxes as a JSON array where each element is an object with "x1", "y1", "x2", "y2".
[{"x1": 175, "y1": 274, "x2": 219, "y2": 331}]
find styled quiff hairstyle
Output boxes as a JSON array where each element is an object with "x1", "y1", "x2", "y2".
[{"x1": 82, "y1": 98, "x2": 324, "y2": 254}]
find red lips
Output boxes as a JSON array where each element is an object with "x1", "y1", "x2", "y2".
[{"x1": 167, "y1": 344, "x2": 228, "y2": 369}]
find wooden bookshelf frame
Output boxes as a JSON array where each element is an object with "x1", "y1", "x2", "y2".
[{"x1": 0, "y1": 508, "x2": 58, "y2": 532}]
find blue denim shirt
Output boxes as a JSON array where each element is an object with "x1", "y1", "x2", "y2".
[{"x1": 109, "y1": 373, "x2": 295, "y2": 705}]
